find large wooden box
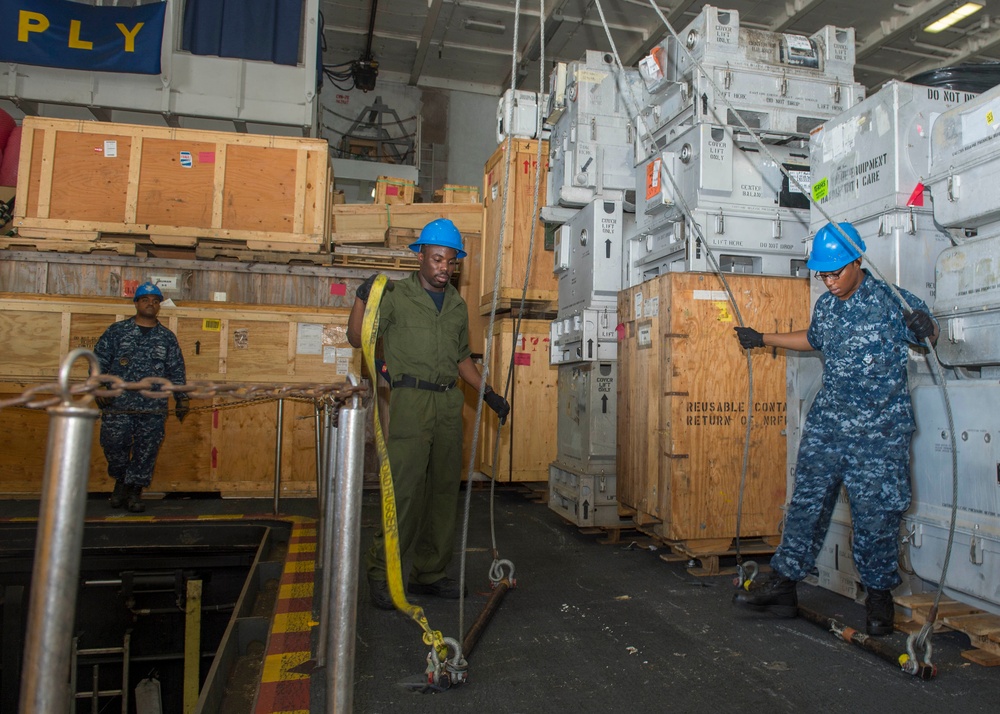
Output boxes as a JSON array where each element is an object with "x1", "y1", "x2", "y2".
[
  {"x1": 14, "y1": 117, "x2": 331, "y2": 252},
  {"x1": 617, "y1": 273, "x2": 810, "y2": 544},
  {"x1": 480, "y1": 139, "x2": 556, "y2": 313},
  {"x1": 0, "y1": 293, "x2": 358, "y2": 497},
  {"x1": 479, "y1": 318, "x2": 556, "y2": 482}
]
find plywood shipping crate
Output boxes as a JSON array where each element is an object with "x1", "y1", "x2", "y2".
[
  {"x1": 13, "y1": 117, "x2": 331, "y2": 252},
  {"x1": 617, "y1": 273, "x2": 809, "y2": 544},
  {"x1": 374, "y1": 176, "x2": 417, "y2": 205},
  {"x1": 0, "y1": 293, "x2": 358, "y2": 497},
  {"x1": 480, "y1": 139, "x2": 556, "y2": 314},
  {"x1": 479, "y1": 318, "x2": 556, "y2": 482},
  {"x1": 435, "y1": 184, "x2": 480, "y2": 204},
  {"x1": 331, "y1": 203, "x2": 483, "y2": 246}
]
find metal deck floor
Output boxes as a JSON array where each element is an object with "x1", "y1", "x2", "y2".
[
  {"x1": 324, "y1": 487, "x2": 996, "y2": 714},
  {"x1": 5, "y1": 487, "x2": 997, "y2": 712}
]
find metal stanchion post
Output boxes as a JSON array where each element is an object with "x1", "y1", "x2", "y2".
[
  {"x1": 273, "y1": 398, "x2": 284, "y2": 515},
  {"x1": 316, "y1": 406, "x2": 339, "y2": 667},
  {"x1": 326, "y1": 391, "x2": 365, "y2": 713},
  {"x1": 315, "y1": 401, "x2": 325, "y2": 566},
  {"x1": 20, "y1": 349, "x2": 101, "y2": 714}
]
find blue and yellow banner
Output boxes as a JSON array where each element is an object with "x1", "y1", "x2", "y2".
[{"x1": 0, "y1": 0, "x2": 166, "y2": 74}]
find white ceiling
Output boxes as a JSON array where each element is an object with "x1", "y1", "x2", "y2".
[{"x1": 320, "y1": 0, "x2": 1000, "y2": 95}]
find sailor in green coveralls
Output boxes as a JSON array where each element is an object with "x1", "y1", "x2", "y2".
[{"x1": 347, "y1": 218, "x2": 511, "y2": 610}]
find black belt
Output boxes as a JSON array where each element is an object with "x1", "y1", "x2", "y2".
[{"x1": 391, "y1": 374, "x2": 456, "y2": 392}]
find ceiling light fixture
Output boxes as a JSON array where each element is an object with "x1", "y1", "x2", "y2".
[
  {"x1": 463, "y1": 18, "x2": 507, "y2": 35},
  {"x1": 924, "y1": 2, "x2": 984, "y2": 33}
]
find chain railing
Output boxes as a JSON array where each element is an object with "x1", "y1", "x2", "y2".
[{"x1": 0, "y1": 375, "x2": 367, "y2": 412}]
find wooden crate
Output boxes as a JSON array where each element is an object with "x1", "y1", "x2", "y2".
[
  {"x1": 14, "y1": 117, "x2": 331, "y2": 252},
  {"x1": 435, "y1": 184, "x2": 480, "y2": 204},
  {"x1": 0, "y1": 293, "x2": 359, "y2": 497},
  {"x1": 480, "y1": 139, "x2": 556, "y2": 314},
  {"x1": 374, "y1": 176, "x2": 416, "y2": 205},
  {"x1": 330, "y1": 203, "x2": 483, "y2": 245},
  {"x1": 479, "y1": 318, "x2": 556, "y2": 482},
  {"x1": 617, "y1": 273, "x2": 810, "y2": 543},
  {"x1": 457, "y1": 231, "x2": 487, "y2": 355}
]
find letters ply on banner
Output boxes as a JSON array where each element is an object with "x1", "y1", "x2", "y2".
[{"x1": 0, "y1": 0, "x2": 166, "y2": 74}]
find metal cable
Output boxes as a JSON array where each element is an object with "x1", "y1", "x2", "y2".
[{"x1": 457, "y1": 0, "x2": 528, "y2": 649}]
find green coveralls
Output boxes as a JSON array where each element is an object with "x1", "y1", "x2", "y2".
[{"x1": 365, "y1": 272, "x2": 471, "y2": 586}]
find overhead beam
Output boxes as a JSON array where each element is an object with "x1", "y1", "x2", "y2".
[
  {"x1": 768, "y1": 0, "x2": 825, "y2": 33},
  {"x1": 623, "y1": 0, "x2": 701, "y2": 67},
  {"x1": 899, "y1": 24, "x2": 1000, "y2": 79},
  {"x1": 501, "y1": 0, "x2": 569, "y2": 90},
  {"x1": 409, "y1": 0, "x2": 446, "y2": 87},
  {"x1": 855, "y1": 0, "x2": 953, "y2": 60}
]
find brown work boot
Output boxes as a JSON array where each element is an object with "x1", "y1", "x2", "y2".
[
  {"x1": 127, "y1": 485, "x2": 145, "y2": 513},
  {"x1": 109, "y1": 480, "x2": 128, "y2": 509},
  {"x1": 866, "y1": 589, "x2": 895, "y2": 636},
  {"x1": 732, "y1": 572, "x2": 799, "y2": 618}
]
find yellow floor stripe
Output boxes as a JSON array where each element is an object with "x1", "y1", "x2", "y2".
[
  {"x1": 261, "y1": 651, "x2": 311, "y2": 682},
  {"x1": 287, "y1": 542, "x2": 316, "y2": 554},
  {"x1": 279, "y1": 582, "x2": 314, "y2": 600},
  {"x1": 272, "y1": 611, "x2": 314, "y2": 633},
  {"x1": 294, "y1": 527, "x2": 317, "y2": 538},
  {"x1": 283, "y1": 560, "x2": 315, "y2": 574},
  {"x1": 196, "y1": 514, "x2": 245, "y2": 520}
]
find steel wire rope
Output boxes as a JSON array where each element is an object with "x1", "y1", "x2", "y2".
[
  {"x1": 455, "y1": 0, "x2": 539, "y2": 650},
  {"x1": 638, "y1": 0, "x2": 957, "y2": 661},
  {"x1": 591, "y1": 0, "x2": 754, "y2": 571}
]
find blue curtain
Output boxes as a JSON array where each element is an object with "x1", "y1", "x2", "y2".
[{"x1": 182, "y1": 0, "x2": 304, "y2": 66}]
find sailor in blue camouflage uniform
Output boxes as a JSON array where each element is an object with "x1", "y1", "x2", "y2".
[
  {"x1": 94, "y1": 282, "x2": 188, "y2": 513},
  {"x1": 731, "y1": 222, "x2": 938, "y2": 636}
]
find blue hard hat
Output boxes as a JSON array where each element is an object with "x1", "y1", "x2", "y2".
[
  {"x1": 807, "y1": 222, "x2": 866, "y2": 271},
  {"x1": 134, "y1": 282, "x2": 164, "y2": 301},
  {"x1": 409, "y1": 218, "x2": 466, "y2": 259}
]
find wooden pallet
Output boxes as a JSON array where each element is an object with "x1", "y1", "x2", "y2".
[
  {"x1": 653, "y1": 535, "x2": 780, "y2": 577},
  {"x1": 579, "y1": 524, "x2": 645, "y2": 546},
  {"x1": 0, "y1": 236, "x2": 141, "y2": 256},
  {"x1": 894, "y1": 592, "x2": 1000, "y2": 665},
  {"x1": 329, "y1": 245, "x2": 422, "y2": 271}
]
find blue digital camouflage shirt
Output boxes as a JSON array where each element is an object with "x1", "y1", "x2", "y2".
[
  {"x1": 94, "y1": 318, "x2": 186, "y2": 414},
  {"x1": 806, "y1": 270, "x2": 930, "y2": 439}
]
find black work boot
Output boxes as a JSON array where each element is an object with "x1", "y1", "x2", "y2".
[
  {"x1": 732, "y1": 572, "x2": 799, "y2": 618},
  {"x1": 368, "y1": 577, "x2": 394, "y2": 611},
  {"x1": 407, "y1": 577, "x2": 467, "y2": 599},
  {"x1": 109, "y1": 480, "x2": 128, "y2": 509},
  {"x1": 127, "y1": 485, "x2": 145, "y2": 513},
  {"x1": 866, "y1": 589, "x2": 895, "y2": 636}
]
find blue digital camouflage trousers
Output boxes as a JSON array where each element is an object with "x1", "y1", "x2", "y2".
[
  {"x1": 770, "y1": 423, "x2": 912, "y2": 591},
  {"x1": 100, "y1": 412, "x2": 166, "y2": 488}
]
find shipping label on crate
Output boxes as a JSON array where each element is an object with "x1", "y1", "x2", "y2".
[{"x1": 296, "y1": 323, "x2": 323, "y2": 355}]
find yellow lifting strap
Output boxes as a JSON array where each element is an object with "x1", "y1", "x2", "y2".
[{"x1": 361, "y1": 274, "x2": 448, "y2": 659}]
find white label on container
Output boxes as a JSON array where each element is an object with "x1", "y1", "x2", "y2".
[
  {"x1": 296, "y1": 323, "x2": 323, "y2": 355},
  {"x1": 151, "y1": 275, "x2": 177, "y2": 291},
  {"x1": 644, "y1": 296, "x2": 659, "y2": 317},
  {"x1": 788, "y1": 170, "x2": 811, "y2": 195},
  {"x1": 634, "y1": 292, "x2": 643, "y2": 318},
  {"x1": 637, "y1": 323, "x2": 652, "y2": 348},
  {"x1": 179, "y1": 151, "x2": 193, "y2": 168},
  {"x1": 104, "y1": 140, "x2": 117, "y2": 158},
  {"x1": 693, "y1": 290, "x2": 729, "y2": 301},
  {"x1": 336, "y1": 348, "x2": 353, "y2": 375}
]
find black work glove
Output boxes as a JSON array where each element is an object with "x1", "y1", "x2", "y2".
[
  {"x1": 175, "y1": 397, "x2": 190, "y2": 423},
  {"x1": 905, "y1": 310, "x2": 935, "y2": 341},
  {"x1": 734, "y1": 326, "x2": 765, "y2": 349},
  {"x1": 356, "y1": 274, "x2": 393, "y2": 303},
  {"x1": 484, "y1": 386, "x2": 511, "y2": 426}
]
